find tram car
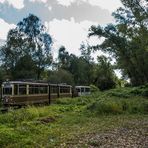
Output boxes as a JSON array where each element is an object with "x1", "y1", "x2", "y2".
[
  {"x1": 75, "y1": 86, "x2": 91, "y2": 96},
  {"x1": 1, "y1": 81, "x2": 72, "y2": 106}
]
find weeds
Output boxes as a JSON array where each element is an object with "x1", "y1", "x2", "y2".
[{"x1": 0, "y1": 86, "x2": 147, "y2": 147}]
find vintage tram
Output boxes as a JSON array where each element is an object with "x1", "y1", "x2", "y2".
[
  {"x1": 75, "y1": 86, "x2": 91, "y2": 96},
  {"x1": 1, "y1": 81, "x2": 72, "y2": 106}
]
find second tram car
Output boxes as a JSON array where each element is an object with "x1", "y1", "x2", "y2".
[{"x1": 75, "y1": 86, "x2": 91, "y2": 96}]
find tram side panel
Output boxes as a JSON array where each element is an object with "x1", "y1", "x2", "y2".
[{"x1": 1, "y1": 81, "x2": 73, "y2": 106}]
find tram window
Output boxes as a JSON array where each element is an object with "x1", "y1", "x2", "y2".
[
  {"x1": 35, "y1": 86, "x2": 39, "y2": 94},
  {"x1": 39, "y1": 86, "x2": 48, "y2": 94},
  {"x1": 19, "y1": 85, "x2": 27, "y2": 95},
  {"x1": 60, "y1": 86, "x2": 70, "y2": 93},
  {"x1": 29, "y1": 85, "x2": 38, "y2": 94},
  {"x1": 81, "y1": 88, "x2": 84, "y2": 92},
  {"x1": 3, "y1": 87, "x2": 12, "y2": 95},
  {"x1": 76, "y1": 88, "x2": 80, "y2": 92},
  {"x1": 50, "y1": 86, "x2": 57, "y2": 93}
]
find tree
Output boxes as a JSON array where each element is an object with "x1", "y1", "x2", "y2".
[
  {"x1": 58, "y1": 46, "x2": 70, "y2": 70},
  {"x1": 12, "y1": 55, "x2": 37, "y2": 80},
  {"x1": 48, "y1": 69, "x2": 74, "y2": 85},
  {"x1": 94, "y1": 56, "x2": 116, "y2": 90},
  {"x1": 89, "y1": 0, "x2": 148, "y2": 86},
  {"x1": 0, "y1": 14, "x2": 53, "y2": 80},
  {"x1": 80, "y1": 42, "x2": 94, "y2": 62}
]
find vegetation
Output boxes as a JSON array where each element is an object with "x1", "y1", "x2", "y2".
[
  {"x1": 0, "y1": 87, "x2": 147, "y2": 147},
  {"x1": 89, "y1": 0, "x2": 148, "y2": 86},
  {"x1": 0, "y1": 14, "x2": 52, "y2": 80}
]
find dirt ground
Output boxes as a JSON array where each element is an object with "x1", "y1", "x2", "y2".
[{"x1": 64, "y1": 120, "x2": 148, "y2": 148}]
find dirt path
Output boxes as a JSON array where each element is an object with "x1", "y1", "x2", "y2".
[{"x1": 63, "y1": 120, "x2": 148, "y2": 148}]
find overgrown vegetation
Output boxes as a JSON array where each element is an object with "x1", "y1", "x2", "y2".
[{"x1": 0, "y1": 87, "x2": 147, "y2": 147}]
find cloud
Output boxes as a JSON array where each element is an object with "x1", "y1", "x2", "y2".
[
  {"x1": 0, "y1": 18, "x2": 16, "y2": 40},
  {"x1": 0, "y1": 0, "x2": 24, "y2": 9},
  {"x1": 29, "y1": 0, "x2": 48, "y2": 3},
  {"x1": 0, "y1": 0, "x2": 114, "y2": 24},
  {"x1": 86, "y1": 0, "x2": 122, "y2": 12},
  {"x1": 57, "y1": 0, "x2": 122, "y2": 12},
  {"x1": 47, "y1": 18, "x2": 100, "y2": 57},
  {"x1": 57, "y1": 0, "x2": 76, "y2": 6}
]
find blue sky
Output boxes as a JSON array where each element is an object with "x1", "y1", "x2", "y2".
[{"x1": 0, "y1": 0, "x2": 122, "y2": 57}]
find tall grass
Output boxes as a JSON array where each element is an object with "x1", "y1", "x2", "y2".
[{"x1": 87, "y1": 98, "x2": 148, "y2": 115}]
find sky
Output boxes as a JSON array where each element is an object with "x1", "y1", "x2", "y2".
[{"x1": 0, "y1": 0, "x2": 123, "y2": 58}]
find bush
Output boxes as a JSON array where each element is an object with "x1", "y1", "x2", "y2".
[
  {"x1": 87, "y1": 100, "x2": 123, "y2": 115},
  {"x1": 90, "y1": 85, "x2": 100, "y2": 93},
  {"x1": 87, "y1": 97, "x2": 148, "y2": 115}
]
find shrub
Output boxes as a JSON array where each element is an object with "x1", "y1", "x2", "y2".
[
  {"x1": 87, "y1": 100, "x2": 123, "y2": 115},
  {"x1": 87, "y1": 97, "x2": 148, "y2": 115},
  {"x1": 90, "y1": 85, "x2": 100, "y2": 93}
]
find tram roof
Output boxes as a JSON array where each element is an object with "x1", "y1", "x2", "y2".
[
  {"x1": 75, "y1": 86, "x2": 90, "y2": 88},
  {"x1": 2, "y1": 81, "x2": 72, "y2": 87}
]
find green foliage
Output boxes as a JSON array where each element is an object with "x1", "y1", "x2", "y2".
[
  {"x1": 55, "y1": 96, "x2": 93, "y2": 106},
  {"x1": 13, "y1": 55, "x2": 37, "y2": 79},
  {"x1": 90, "y1": 84, "x2": 100, "y2": 92},
  {"x1": 87, "y1": 87, "x2": 148, "y2": 115},
  {"x1": 94, "y1": 56, "x2": 116, "y2": 90},
  {"x1": 89, "y1": 0, "x2": 148, "y2": 86},
  {"x1": 87, "y1": 101, "x2": 123, "y2": 115},
  {"x1": 48, "y1": 68, "x2": 74, "y2": 85},
  {"x1": 0, "y1": 87, "x2": 148, "y2": 147},
  {"x1": 0, "y1": 14, "x2": 52, "y2": 80},
  {"x1": 56, "y1": 46, "x2": 95, "y2": 85}
]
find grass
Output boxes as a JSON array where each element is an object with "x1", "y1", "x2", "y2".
[{"x1": 0, "y1": 86, "x2": 148, "y2": 147}]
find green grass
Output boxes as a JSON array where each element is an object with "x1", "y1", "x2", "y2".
[{"x1": 0, "y1": 87, "x2": 148, "y2": 147}]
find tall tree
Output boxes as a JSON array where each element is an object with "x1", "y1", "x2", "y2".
[
  {"x1": 94, "y1": 56, "x2": 116, "y2": 90},
  {"x1": 12, "y1": 55, "x2": 37, "y2": 80},
  {"x1": 89, "y1": 0, "x2": 148, "y2": 86},
  {"x1": 0, "y1": 14, "x2": 53, "y2": 80},
  {"x1": 58, "y1": 46, "x2": 70, "y2": 70},
  {"x1": 57, "y1": 46, "x2": 95, "y2": 85}
]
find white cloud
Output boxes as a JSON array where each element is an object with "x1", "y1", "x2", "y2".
[
  {"x1": 46, "y1": 18, "x2": 109, "y2": 63},
  {"x1": 0, "y1": 0, "x2": 5, "y2": 3},
  {"x1": 29, "y1": 0, "x2": 47, "y2": 3},
  {"x1": 57, "y1": 0, "x2": 122, "y2": 12},
  {"x1": 57, "y1": 0, "x2": 75, "y2": 6},
  {"x1": 87, "y1": 0, "x2": 123, "y2": 12},
  {"x1": 0, "y1": 18, "x2": 16, "y2": 40},
  {"x1": 48, "y1": 6, "x2": 52, "y2": 11},
  {"x1": 48, "y1": 18, "x2": 98, "y2": 56},
  {"x1": 0, "y1": 0, "x2": 24, "y2": 9}
]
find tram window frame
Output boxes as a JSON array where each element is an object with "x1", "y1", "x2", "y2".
[
  {"x1": 76, "y1": 88, "x2": 80, "y2": 92},
  {"x1": 38, "y1": 85, "x2": 48, "y2": 94},
  {"x1": 60, "y1": 86, "x2": 70, "y2": 93},
  {"x1": 81, "y1": 88, "x2": 84, "y2": 92},
  {"x1": 29, "y1": 85, "x2": 38, "y2": 94},
  {"x1": 50, "y1": 86, "x2": 58, "y2": 94},
  {"x1": 29, "y1": 85, "x2": 48, "y2": 94},
  {"x1": 19, "y1": 84, "x2": 27, "y2": 95},
  {"x1": 3, "y1": 87, "x2": 12, "y2": 95}
]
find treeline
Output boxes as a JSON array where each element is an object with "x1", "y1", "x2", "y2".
[{"x1": 0, "y1": 0, "x2": 147, "y2": 90}]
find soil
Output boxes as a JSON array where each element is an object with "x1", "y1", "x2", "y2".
[{"x1": 64, "y1": 120, "x2": 148, "y2": 148}]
